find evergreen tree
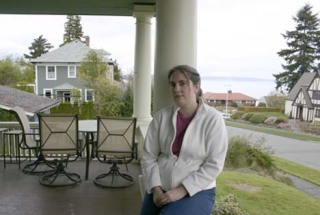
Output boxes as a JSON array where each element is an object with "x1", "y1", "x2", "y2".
[
  {"x1": 274, "y1": 4, "x2": 320, "y2": 92},
  {"x1": 62, "y1": 15, "x2": 84, "y2": 45},
  {"x1": 24, "y1": 35, "x2": 53, "y2": 60},
  {"x1": 113, "y1": 60, "x2": 124, "y2": 82}
]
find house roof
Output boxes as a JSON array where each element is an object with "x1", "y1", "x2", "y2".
[
  {"x1": 203, "y1": 92, "x2": 256, "y2": 101},
  {"x1": 286, "y1": 72, "x2": 317, "y2": 101},
  {"x1": 30, "y1": 40, "x2": 111, "y2": 63},
  {"x1": 301, "y1": 87, "x2": 313, "y2": 109},
  {"x1": 0, "y1": 85, "x2": 60, "y2": 116}
]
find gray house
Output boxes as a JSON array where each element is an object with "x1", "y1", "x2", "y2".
[
  {"x1": 31, "y1": 39, "x2": 114, "y2": 103},
  {"x1": 285, "y1": 71, "x2": 320, "y2": 122}
]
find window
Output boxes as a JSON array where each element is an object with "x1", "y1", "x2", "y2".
[
  {"x1": 312, "y1": 91, "x2": 320, "y2": 100},
  {"x1": 316, "y1": 109, "x2": 320, "y2": 118},
  {"x1": 86, "y1": 90, "x2": 94, "y2": 101},
  {"x1": 68, "y1": 66, "x2": 76, "y2": 78},
  {"x1": 44, "y1": 89, "x2": 52, "y2": 98},
  {"x1": 46, "y1": 66, "x2": 56, "y2": 80}
]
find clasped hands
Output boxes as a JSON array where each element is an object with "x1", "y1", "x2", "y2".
[{"x1": 152, "y1": 185, "x2": 188, "y2": 208}]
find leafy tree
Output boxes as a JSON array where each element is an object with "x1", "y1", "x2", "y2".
[
  {"x1": 0, "y1": 56, "x2": 21, "y2": 87},
  {"x1": 24, "y1": 35, "x2": 53, "y2": 60},
  {"x1": 79, "y1": 50, "x2": 122, "y2": 116},
  {"x1": 274, "y1": 4, "x2": 320, "y2": 92},
  {"x1": 62, "y1": 15, "x2": 84, "y2": 45}
]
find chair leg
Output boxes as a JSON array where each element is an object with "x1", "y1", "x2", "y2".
[
  {"x1": 39, "y1": 160, "x2": 81, "y2": 187},
  {"x1": 22, "y1": 152, "x2": 55, "y2": 175},
  {"x1": 94, "y1": 163, "x2": 134, "y2": 188}
]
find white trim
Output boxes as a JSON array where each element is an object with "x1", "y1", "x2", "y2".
[{"x1": 43, "y1": 88, "x2": 53, "y2": 98}]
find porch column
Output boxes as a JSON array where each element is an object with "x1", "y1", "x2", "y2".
[
  {"x1": 154, "y1": 0, "x2": 198, "y2": 112},
  {"x1": 133, "y1": 4, "x2": 154, "y2": 125}
]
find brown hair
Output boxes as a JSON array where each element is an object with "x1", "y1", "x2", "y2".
[{"x1": 168, "y1": 65, "x2": 203, "y2": 101}]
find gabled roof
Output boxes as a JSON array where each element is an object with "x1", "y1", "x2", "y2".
[
  {"x1": 0, "y1": 85, "x2": 60, "y2": 116},
  {"x1": 301, "y1": 87, "x2": 313, "y2": 109},
  {"x1": 203, "y1": 92, "x2": 256, "y2": 101},
  {"x1": 286, "y1": 72, "x2": 318, "y2": 101},
  {"x1": 30, "y1": 40, "x2": 111, "y2": 63}
]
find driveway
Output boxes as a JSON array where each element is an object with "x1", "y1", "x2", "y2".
[{"x1": 227, "y1": 126, "x2": 320, "y2": 171}]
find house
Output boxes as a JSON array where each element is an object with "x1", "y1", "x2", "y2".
[
  {"x1": 0, "y1": 85, "x2": 60, "y2": 117},
  {"x1": 257, "y1": 95, "x2": 286, "y2": 107},
  {"x1": 285, "y1": 71, "x2": 320, "y2": 122},
  {"x1": 203, "y1": 91, "x2": 256, "y2": 107},
  {"x1": 31, "y1": 39, "x2": 114, "y2": 103}
]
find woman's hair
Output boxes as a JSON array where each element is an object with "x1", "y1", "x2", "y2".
[{"x1": 168, "y1": 65, "x2": 203, "y2": 101}]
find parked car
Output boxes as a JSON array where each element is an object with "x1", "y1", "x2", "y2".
[{"x1": 221, "y1": 112, "x2": 231, "y2": 119}]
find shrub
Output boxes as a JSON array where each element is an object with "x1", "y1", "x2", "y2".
[
  {"x1": 225, "y1": 135, "x2": 274, "y2": 171},
  {"x1": 212, "y1": 194, "x2": 248, "y2": 215},
  {"x1": 249, "y1": 114, "x2": 268, "y2": 124},
  {"x1": 231, "y1": 111, "x2": 245, "y2": 120},
  {"x1": 242, "y1": 113, "x2": 254, "y2": 121}
]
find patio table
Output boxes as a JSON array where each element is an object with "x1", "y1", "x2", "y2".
[{"x1": 79, "y1": 120, "x2": 97, "y2": 180}]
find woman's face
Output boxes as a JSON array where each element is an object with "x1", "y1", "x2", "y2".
[{"x1": 169, "y1": 71, "x2": 199, "y2": 108}]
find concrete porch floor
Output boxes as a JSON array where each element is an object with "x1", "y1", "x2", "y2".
[{"x1": 0, "y1": 159, "x2": 143, "y2": 215}]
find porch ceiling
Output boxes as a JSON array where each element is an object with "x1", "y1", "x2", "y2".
[{"x1": 0, "y1": 0, "x2": 156, "y2": 16}]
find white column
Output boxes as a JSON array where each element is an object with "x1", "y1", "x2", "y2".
[
  {"x1": 154, "y1": 0, "x2": 198, "y2": 112},
  {"x1": 133, "y1": 4, "x2": 154, "y2": 125}
]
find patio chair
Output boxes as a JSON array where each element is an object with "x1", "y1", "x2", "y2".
[
  {"x1": 94, "y1": 116, "x2": 137, "y2": 188},
  {"x1": 38, "y1": 113, "x2": 81, "y2": 187},
  {"x1": 10, "y1": 106, "x2": 55, "y2": 174}
]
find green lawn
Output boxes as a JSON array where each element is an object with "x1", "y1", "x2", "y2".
[
  {"x1": 218, "y1": 120, "x2": 320, "y2": 214},
  {"x1": 217, "y1": 171, "x2": 320, "y2": 215}
]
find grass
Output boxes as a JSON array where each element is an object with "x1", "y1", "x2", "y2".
[
  {"x1": 225, "y1": 120, "x2": 320, "y2": 142},
  {"x1": 217, "y1": 170, "x2": 320, "y2": 215},
  {"x1": 218, "y1": 120, "x2": 320, "y2": 214},
  {"x1": 273, "y1": 156, "x2": 320, "y2": 186}
]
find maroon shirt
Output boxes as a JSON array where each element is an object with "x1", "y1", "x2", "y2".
[{"x1": 172, "y1": 111, "x2": 194, "y2": 156}]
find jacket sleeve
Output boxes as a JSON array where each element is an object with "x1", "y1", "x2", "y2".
[
  {"x1": 141, "y1": 116, "x2": 162, "y2": 193},
  {"x1": 182, "y1": 114, "x2": 228, "y2": 196}
]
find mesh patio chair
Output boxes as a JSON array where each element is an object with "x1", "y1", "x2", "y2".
[
  {"x1": 38, "y1": 113, "x2": 81, "y2": 187},
  {"x1": 10, "y1": 106, "x2": 55, "y2": 174},
  {"x1": 94, "y1": 116, "x2": 137, "y2": 188}
]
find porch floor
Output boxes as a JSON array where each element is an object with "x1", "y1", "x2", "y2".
[{"x1": 0, "y1": 159, "x2": 143, "y2": 215}]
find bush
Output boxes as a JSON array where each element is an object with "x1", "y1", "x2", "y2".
[
  {"x1": 242, "y1": 113, "x2": 254, "y2": 121},
  {"x1": 212, "y1": 194, "x2": 248, "y2": 215},
  {"x1": 249, "y1": 114, "x2": 268, "y2": 124},
  {"x1": 225, "y1": 135, "x2": 274, "y2": 171},
  {"x1": 231, "y1": 111, "x2": 245, "y2": 120}
]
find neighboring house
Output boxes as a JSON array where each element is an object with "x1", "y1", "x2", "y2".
[
  {"x1": 0, "y1": 85, "x2": 60, "y2": 117},
  {"x1": 285, "y1": 71, "x2": 320, "y2": 122},
  {"x1": 31, "y1": 39, "x2": 114, "y2": 103},
  {"x1": 203, "y1": 91, "x2": 256, "y2": 107},
  {"x1": 257, "y1": 95, "x2": 286, "y2": 107}
]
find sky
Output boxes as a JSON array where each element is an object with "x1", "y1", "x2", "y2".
[{"x1": 1, "y1": 0, "x2": 320, "y2": 99}]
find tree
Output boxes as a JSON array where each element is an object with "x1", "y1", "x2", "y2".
[
  {"x1": 62, "y1": 15, "x2": 84, "y2": 46},
  {"x1": 0, "y1": 56, "x2": 21, "y2": 87},
  {"x1": 24, "y1": 35, "x2": 53, "y2": 60},
  {"x1": 79, "y1": 50, "x2": 122, "y2": 116},
  {"x1": 274, "y1": 4, "x2": 320, "y2": 92},
  {"x1": 113, "y1": 60, "x2": 124, "y2": 82}
]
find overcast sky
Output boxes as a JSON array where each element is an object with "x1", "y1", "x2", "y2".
[{"x1": 1, "y1": 0, "x2": 320, "y2": 98}]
